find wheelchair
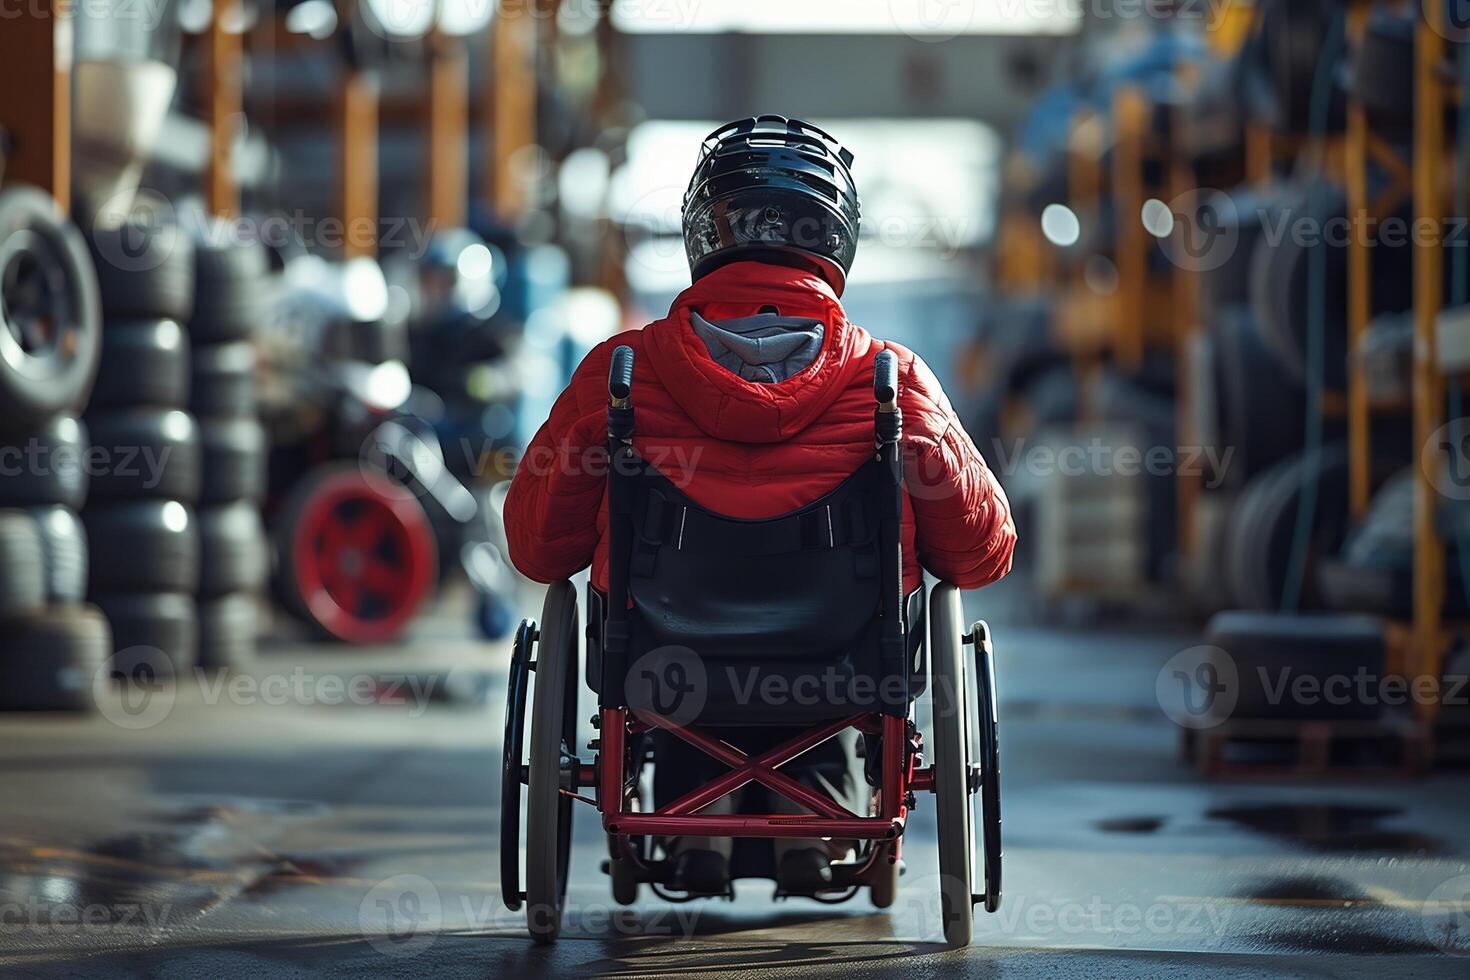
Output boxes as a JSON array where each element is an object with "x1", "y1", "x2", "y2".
[{"x1": 500, "y1": 346, "x2": 1002, "y2": 947}]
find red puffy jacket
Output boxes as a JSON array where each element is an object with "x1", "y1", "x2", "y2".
[{"x1": 504, "y1": 261, "x2": 1016, "y2": 595}]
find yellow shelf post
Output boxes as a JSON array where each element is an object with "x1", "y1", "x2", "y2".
[
  {"x1": 1113, "y1": 86, "x2": 1148, "y2": 373},
  {"x1": 426, "y1": 28, "x2": 469, "y2": 231},
  {"x1": 1344, "y1": 2, "x2": 1373, "y2": 520},
  {"x1": 1413, "y1": 9, "x2": 1448, "y2": 717},
  {"x1": 205, "y1": 0, "x2": 243, "y2": 218},
  {"x1": 0, "y1": 3, "x2": 70, "y2": 209},
  {"x1": 487, "y1": 0, "x2": 539, "y2": 221},
  {"x1": 335, "y1": 1, "x2": 378, "y2": 258},
  {"x1": 1170, "y1": 123, "x2": 1201, "y2": 563}
]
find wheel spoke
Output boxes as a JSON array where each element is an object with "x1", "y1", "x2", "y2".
[
  {"x1": 345, "y1": 507, "x2": 392, "y2": 549},
  {"x1": 317, "y1": 516, "x2": 346, "y2": 556},
  {"x1": 360, "y1": 558, "x2": 405, "y2": 597},
  {"x1": 324, "y1": 570, "x2": 362, "y2": 612}
]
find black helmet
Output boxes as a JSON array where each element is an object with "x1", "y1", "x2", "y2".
[{"x1": 682, "y1": 115, "x2": 860, "y2": 295}]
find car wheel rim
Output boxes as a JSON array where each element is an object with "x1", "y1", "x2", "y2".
[
  {"x1": 0, "y1": 229, "x2": 78, "y2": 378},
  {"x1": 291, "y1": 471, "x2": 435, "y2": 642}
]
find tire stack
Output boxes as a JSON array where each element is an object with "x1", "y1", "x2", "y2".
[
  {"x1": 190, "y1": 229, "x2": 270, "y2": 672},
  {"x1": 0, "y1": 187, "x2": 112, "y2": 710},
  {"x1": 84, "y1": 219, "x2": 201, "y2": 682}
]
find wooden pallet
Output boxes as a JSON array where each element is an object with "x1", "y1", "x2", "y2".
[{"x1": 1184, "y1": 715, "x2": 1432, "y2": 780}]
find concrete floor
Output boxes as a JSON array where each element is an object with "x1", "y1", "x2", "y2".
[{"x1": 1, "y1": 583, "x2": 1469, "y2": 977}]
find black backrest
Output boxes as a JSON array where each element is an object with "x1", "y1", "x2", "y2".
[
  {"x1": 628, "y1": 461, "x2": 883, "y2": 658},
  {"x1": 592, "y1": 343, "x2": 916, "y2": 722},
  {"x1": 590, "y1": 458, "x2": 925, "y2": 722}
]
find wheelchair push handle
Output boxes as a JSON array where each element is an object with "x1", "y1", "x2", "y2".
[
  {"x1": 873, "y1": 350, "x2": 898, "y2": 411},
  {"x1": 873, "y1": 350, "x2": 901, "y2": 451},
  {"x1": 607, "y1": 345, "x2": 636, "y2": 442},
  {"x1": 609, "y1": 345, "x2": 635, "y2": 407}
]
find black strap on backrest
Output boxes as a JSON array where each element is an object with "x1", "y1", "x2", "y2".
[{"x1": 633, "y1": 485, "x2": 874, "y2": 562}]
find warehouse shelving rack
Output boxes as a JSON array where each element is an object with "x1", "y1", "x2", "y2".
[
  {"x1": 1262, "y1": 1, "x2": 1456, "y2": 727},
  {"x1": 1323, "y1": 1, "x2": 1424, "y2": 710},
  {"x1": 206, "y1": 3, "x2": 243, "y2": 218},
  {"x1": 1054, "y1": 103, "x2": 1111, "y2": 396},
  {"x1": 1409, "y1": 5, "x2": 1454, "y2": 719},
  {"x1": 1021, "y1": 83, "x2": 1190, "y2": 604},
  {"x1": 1168, "y1": 70, "x2": 1204, "y2": 567},
  {"x1": 1343, "y1": 3, "x2": 1412, "y2": 524},
  {"x1": 0, "y1": 7, "x2": 71, "y2": 207},
  {"x1": 1053, "y1": 87, "x2": 1179, "y2": 393}
]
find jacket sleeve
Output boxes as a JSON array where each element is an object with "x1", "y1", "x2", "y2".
[
  {"x1": 900, "y1": 352, "x2": 1017, "y2": 589},
  {"x1": 503, "y1": 345, "x2": 611, "y2": 583}
]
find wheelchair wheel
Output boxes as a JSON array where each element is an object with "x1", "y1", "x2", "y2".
[
  {"x1": 868, "y1": 848, "x2": 900, "y2": 909},
  {"x1": 609, "y1": 851, "x2": 640, "y2": 906},
  {"x1": 929, "y1": 583, "x2": 974, "y2": 947},
  {"x1": 970, "y1": 620, "x2": 1002, "y2": 914},
  {"x1": 525, "y1": 581, "x2": 579, "y2": 944},
  {"x1": 499, "y1": 618, "x2": 536, "y2": 913},
  {"x1": 607, "y1": 789, "x2": 642, "y2": 905}
]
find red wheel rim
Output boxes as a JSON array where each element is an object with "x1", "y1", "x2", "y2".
[{"x1": 290, "y1": 470, "x2": 436, "y2": 643}]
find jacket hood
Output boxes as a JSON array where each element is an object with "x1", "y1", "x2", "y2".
[{"x1": 640, "y1": 261, "x2": 872, "y2": 443}]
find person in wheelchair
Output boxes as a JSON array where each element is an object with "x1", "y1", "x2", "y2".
[{"x1": 505, "y1": 115, "x2": 1015, "y2": 900}]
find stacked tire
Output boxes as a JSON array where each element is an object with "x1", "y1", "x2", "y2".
[
  {"x1": 1223, "y1": 444, "x2": 1352, "y2": 613},
  {"x1": 190, "y1": 228, "x2": 270, "y2": 671},
  {"x1": 0, "y1": 187, "x2": 112, "y2": 710},
  {"x1": 84, "y1": 218, "x2": 201, "y2": 682}
]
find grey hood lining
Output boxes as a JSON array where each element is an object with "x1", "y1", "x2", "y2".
[{"x1": 690, "y1": 311, "x2": 825, "y2": 384}]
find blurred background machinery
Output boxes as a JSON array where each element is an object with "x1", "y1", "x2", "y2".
[
  {"x1": 6, "y1": 3, "x2": 1470, "y2": 973},
  {"x1": 978, "y1": 0, "x2": 1470, "y2": 776},
  {"x1": 0, "y1": 0, "x2": 1468, "y2": 784}
]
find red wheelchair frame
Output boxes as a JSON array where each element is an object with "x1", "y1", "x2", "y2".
[
  {"x1": 598, "y1": 709, "x2": 915, "y2": 842},
  {"x1": 500, "y1": 346, "x2": 1001, "y2": 947}
]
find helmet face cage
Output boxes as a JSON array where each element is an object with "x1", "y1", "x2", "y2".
[{"x1": 682, "y1": 115, "x2": 861, "y2": 294}]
